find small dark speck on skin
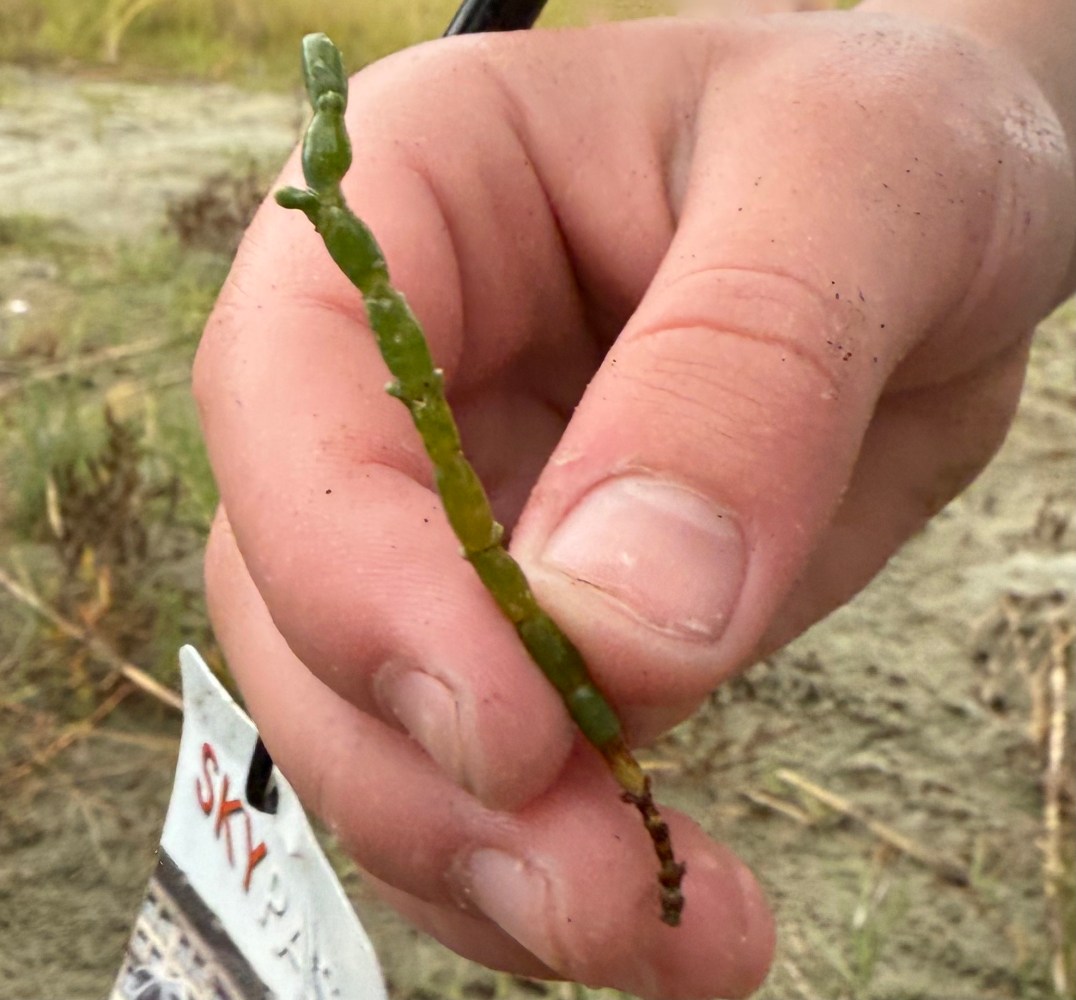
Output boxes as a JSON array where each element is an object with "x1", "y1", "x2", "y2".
[
  {"x1": 873, "y1": 355, "x2": 879, "y2": 363},
  {"x1": 325, "y1": 488, "x2": 332, "y2": 494},
  {"x1": 835, "y1": 292, "x2": 840, "y2": 300},
  {"x1": 858, "y1": 288, "x2": 865, "y2": 302},
  {"x1": 880, "y1": 323, "x2": 886, "y2": 329}
]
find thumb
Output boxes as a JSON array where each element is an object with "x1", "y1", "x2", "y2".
[
  {"x1": 510, "y1": 261, "x2": 891, "y2": 737},
  {"x1": 509, "y1": 25, "x2": 1068, "y2": 739}
]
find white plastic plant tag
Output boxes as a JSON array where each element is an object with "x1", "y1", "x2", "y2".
[{"x1": 111, "y1": 645, "x2": 388, "y2": 1000}]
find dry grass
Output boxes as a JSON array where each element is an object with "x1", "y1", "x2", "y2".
[
  {"x1": 0, "y1": 214, "x2": 226, "y2": 722},
  {"x1": 0, "y1": 0, "x2": 453, "y2": 84},
  {"x1": 0, "y1": 0, "x2": 671, "y2": 88}
]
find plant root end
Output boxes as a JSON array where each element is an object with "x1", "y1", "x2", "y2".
[{"x1": 603, "y1": 738, "x2": 686, "y2": 926}]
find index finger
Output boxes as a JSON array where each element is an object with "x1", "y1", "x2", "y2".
[
  {"x1": 194, "y1": 39, "x2": 581, "y2": 807},
  {"x1": 193, "y1": 24, "x2": 707, "y2": 805}
]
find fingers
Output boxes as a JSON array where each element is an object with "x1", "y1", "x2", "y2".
[
  {"x1": 761, "y1": 333, "x2": 1034, "y2": 648},
  {"x1": 195, "y1": 17, "x2": 1072, "y2": 994},
  {"x1": 363, "y1": 875, "x2": 556, "y2": 981},
  {"x1": 206, "y1": 512, "x2": 775, "y2": 999},
  {"x1": 368, "y1": 805, "x2": 774, "y2": 1000},
  {"x1": 510, "y1": 16, "x2": 1074, "y2": 739},
  {"x1": 203, "y1": 504, "x2": 571, "y2": 810},
  {"x1": 194, "y1": 35, "x2": 594, "y2": 809},
  {"x1": 193, "y1": 23, "x2": 717, "y2": 802}
]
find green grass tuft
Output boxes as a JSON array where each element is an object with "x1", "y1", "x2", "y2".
[{"x1": 1, "y1": 216, "x2": 227, "y2": 706}]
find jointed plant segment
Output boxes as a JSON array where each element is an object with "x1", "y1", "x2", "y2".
[{"x1": 277, "y1": 33, "x2": 685, "y2": 926}]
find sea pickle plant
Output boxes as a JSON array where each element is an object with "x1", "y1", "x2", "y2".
[{"x1": 277, "y1": 33, "x2": 686, "y2": 926}]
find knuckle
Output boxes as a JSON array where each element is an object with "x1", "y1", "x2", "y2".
[{"x1": 627, "y1": 265, "x2": 860, "y2": 402}]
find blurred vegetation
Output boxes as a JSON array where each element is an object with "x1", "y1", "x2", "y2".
[
  {"x1": 0, "y1": 0, "x2": 457, "y2": 85},
  {"x1": 0, "y1": 196, "x2": 237, "y2": 718},
  {"x1": 0, "y1": 0, "x2": 670, "y2": 88}
]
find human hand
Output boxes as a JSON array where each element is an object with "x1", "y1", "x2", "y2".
[{"x1": 194, "y1": 7, "x2": 1074, "y2": 999}]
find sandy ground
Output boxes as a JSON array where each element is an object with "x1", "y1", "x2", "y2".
[{"x1": 0, "y1": 68, "x2": 1073, "y2": 1000}]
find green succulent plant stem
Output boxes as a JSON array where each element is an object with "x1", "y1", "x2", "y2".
[{"x1": 276, "y1": 33, "x2": 685, "y2": 926}]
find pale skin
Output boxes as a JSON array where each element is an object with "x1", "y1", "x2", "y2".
[{"x1": 194, "y1": 3, "x2": 1076, "y2": 998}]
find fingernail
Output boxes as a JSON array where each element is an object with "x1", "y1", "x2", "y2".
[
  {"x1": 374, "y1": 666, "x2": 468, "y2": 788},
  {"x1": 541, "y1": 476, "x2": 745, "y2": 640},
  {"x1": 464, "y1": 849, "x2": 559, "y2": 965},
  {"x1": 726, "y1": 859, "x2": 777, "y2": 996},
  {"x1": 732, "y1": 859, "x2": 773, "y2": 948}
]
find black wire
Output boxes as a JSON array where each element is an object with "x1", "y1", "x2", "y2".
[
  {"x1": 444, "y1": 0, "x2": 549, "y2": 36},
  {"x1": 246, "y1": 737, "x2": 278, "y2": 813}
]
